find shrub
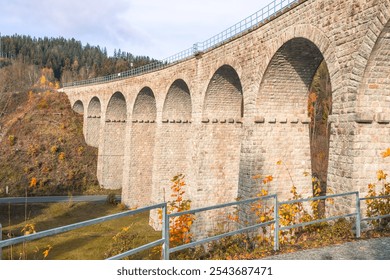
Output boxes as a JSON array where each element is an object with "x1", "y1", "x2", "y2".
[
  {"x1": 8, "y1": 135, "x2": 16, "y2": 146},
  {"x1": 106, "y1": 192, "x2": 117, "y2": 205},
  {"x1": 365, "y1": 149, "x2": 390, "y2": 229}
]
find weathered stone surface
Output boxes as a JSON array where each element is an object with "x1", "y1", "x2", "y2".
[{"x1": 65, "y1": 0, "x2": 390, "y2": 234}]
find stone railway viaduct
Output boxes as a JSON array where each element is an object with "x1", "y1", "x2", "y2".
[{"x1": 65, "y1": 0, "x2": 390, "y2": 226}]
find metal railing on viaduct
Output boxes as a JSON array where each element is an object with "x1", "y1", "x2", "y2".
[
  {"x1": 63, "y1": 0, "x2": 302, "y2": 88},
  {"x1": 1, "y1": 191, "x2": 389, "y2": 260}
]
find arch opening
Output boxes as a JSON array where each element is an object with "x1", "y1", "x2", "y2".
[
  {"x1": 359, "y1": 20, "x2": 390, "y2": 115},
  {"x1": 86, "y1": 96, "x2": 102, "y2": 148},
  {"x1": 106, "y1": 92, "x2": 127, "y2": 121},
  {"x1": 203, "y1": 65, "x2": 243, "y2": 119},
  {"x1": 100, "y1": 92, "x2": 127, "y2": 189},
  {"x1": 251, "y1": 37, "x2": 332, "y2": 208},
  {"x1": 87, "y1": 96, "x2": 101, "y2": 117},
  {"x1": 162, "y1": 79, "x2": 192, "y2": 121},
  {"x1": 194, "y1": 65, "x2": 244, "y2": 234},
  {"x1": 72, "y1": 100, "x2": 84, "y2": 115},
  {"x1": 354, "y1": 18, "x2": 390, "y2": 191},
  {"x1": 150, "y1": 80, "x2": 193, "y2": 217},
  {"x1": 126, "y1": 87, "x2": 157, "y2": 207},
  {"x1": 132, "y1": 87, "x2": 157, "y2": 121}
]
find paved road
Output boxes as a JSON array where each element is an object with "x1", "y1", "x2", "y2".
[
  {"x1": 0, "y1": 195, "x2": 121, "y2": 204},
  {"x1": 263, "y1": 237, "x2": 390, "y2": 260}
]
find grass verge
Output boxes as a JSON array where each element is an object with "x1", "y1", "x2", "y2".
[{"x1": 0, "y1": 201, "x2": 161, "y2": 260}]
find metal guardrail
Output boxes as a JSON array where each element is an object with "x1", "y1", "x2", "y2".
[
  {"x1": 164, "y1": 194, "x2": 278, "y2": 259},
  {"x1": 164, "y1": 191, "x2": 390, "y2": 257},
  {"x1": 0, "y1": 195, "x2": 121, "y2": 204},
  {"x1": 63, "y1": 0, "x2": 301, "y2": 88},
  {"x1": 1, "y1": 191, "x2": 389, "y2": 260},
  {"x1": 0, "y1": 203, "x2": 168, "y2": 260},
  {"x1": 360, "y1": 194, "x2": 390, "y2": 222},
  {"x1": 278, "y1": 192, "x2": 361, "y2": 240}
]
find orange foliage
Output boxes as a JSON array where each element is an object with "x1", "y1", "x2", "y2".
[
  {"x1": 30, "y1": 177, "x2": 37, "y2": 188},
  {"x1": 159, "y1": 174, "x2": 195, "y2": 247}
]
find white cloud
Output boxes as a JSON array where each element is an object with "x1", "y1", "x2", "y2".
[{"x1": 0, "y1": 0, "x2": 275, "y2": 58}]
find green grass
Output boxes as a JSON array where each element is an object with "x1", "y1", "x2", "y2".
[{"x1": 0, "y1": 202, "x2": 161, "y2": 260}]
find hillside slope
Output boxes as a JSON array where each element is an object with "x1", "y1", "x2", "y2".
[{"x1": 0, "y1": 88, "x2": 99, "y2": 197}]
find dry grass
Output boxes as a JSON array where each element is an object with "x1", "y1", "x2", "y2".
[{"x1": 0, "y1": 202, "x2": 161, "y2": 260}]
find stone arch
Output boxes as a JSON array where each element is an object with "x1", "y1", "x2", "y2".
[
  {"x1": 132, "y1": 87, "x2": 156, "y2": 121},
  {"x1": 162, "y1": 79, "x2": 192, "y2": 121},
  {"x1": 251, "y1": 24, "x2": 341, "y2": 112},
  {"x1": 357, "y1": 18, "x2": 390, "y2": 115},
  {"x1": 242, "y1": 36, "x2": 333, "y2": 203},
  {"x1": 100, "y1": 91, "x2": 127, "y2": 189},
  {"x1": 127, "y1": 87, "x2": 157, "y2": 207},
  {"x1": 353, "y1": 17, "x2": 390, "y2": 191},
  {"x1": 203, "y1": 64, "x2": 243, "y2": 119},
  {"x1": 86, "y1": 96, "x2": 101, "y2": 148},
  {"x1": 352, "y1": 2, "x2": 390, "y2": 100},
  {"x1": 257, "y1": 37, "x2": 324, "y2": 116},
  {"x1": 106, "y1": 91, "x2": 127, "y2": 121},
  {"x1": 72, "y1": 100, "x2": 84, "y2": 115},
  {"x1": 149, "y1": 79, "x2": 193, "y2": 213},
  {"x1": 88, "y1": 96, "x2": 101, "y2": 116},
  {"x1": 194, "y1": 64, "x2": 244, "y2": 229}
]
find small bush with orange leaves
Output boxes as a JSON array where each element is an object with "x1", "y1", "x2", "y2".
[
  {"x1": 365, "y1": 149, "x2": 390, "y2": 229},
  {"x1": 15, "y1": 223, "x2": 53, "y2": 260},
  {"x1": 227, "y1": 161, "x2": 337, "y2": 250},
  {"x1": 159, "y1": 174, "x2": 195, "y2": 247}
]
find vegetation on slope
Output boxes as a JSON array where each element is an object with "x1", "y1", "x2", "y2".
[
  {"x1": 0, "y1": 70, "x2": 99, "y2": 197},
  {"x1": 0, "y1": 34, "x2": 157, "y2": 85}
]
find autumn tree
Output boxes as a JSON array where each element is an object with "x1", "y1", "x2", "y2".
[{"x1": 308, "y1": 60, "x2": 332, "y2": 217}]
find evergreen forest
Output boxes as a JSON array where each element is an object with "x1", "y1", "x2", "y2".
[{"x1": 0, "y1": 34, "x2": 157, "y2": 91}]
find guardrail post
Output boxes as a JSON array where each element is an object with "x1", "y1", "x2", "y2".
[
  {"x1": 355, "y1": 193, "x2": 361, "y2": 238},
  {"x1": 192, "y1": 43, "x2": 198, "y2": 55},
  {"x1": 0, "y1": 223, "x2": 2, "y2": 260},
  {"x1": 274, "y1": 196, "x2": 279, "y2": 251},
  {"x1": 162, "y1": 204, "x2": 170, "y2": 260}
]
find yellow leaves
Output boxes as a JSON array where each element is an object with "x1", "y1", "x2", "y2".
[
  {"x1": 77, "y1": 146, "x2": 85, "y2": 156},
  {"x1": 256, "y1": 189, "x2": 269, "y2": 197},
  {"x1": 228, "y1": 214, "x2": 239, "y2": 223},
  {"x1": 381, "y1": 148, "x2": 390, "y2": 158},
  {"x1": 39, "y1": 75, "x2": 47, "y2": 86},
  {"x1": 276, "y1": 160, "x2": 282, "y2": 166},
  {"x1": 308, "y1": 92, "x2": 318, "y2": 103},
  {"x1": 42, "y1": 245, "x2": 52, "y2": 259},
  {"x1": 58, "y1": 152, "x2": 66, "y2": 161},
  {"x1": 253, "y1": 174, "x2": 274, "y2": 185},
  {"x1": 262, "y1": 175, "x2": 273, "y2": 185},
  {"x1": 308, "y1": 92, "x2": 318, "y2": 118},
  {"x1": 121, "y1": 226, "x2": 130, "y2": 232},
  {"x1": 162, "y1": 174, "x2": 195, "y2": 247},
  {"x1": 50, "y1": 145, "x2": 59, "y2": 154},
  {"x1": 30, "y1": 177, "x2": 37, "y2": 188},
  {"x1": 377, "y1": 170, "x2": 387, "y2": 181},
  {"x1": 366, "y1": 166, "x2": 390, "y2": 228},
  {"x1": 21, "y1": 223, "x2": 36, "y2": 235}
]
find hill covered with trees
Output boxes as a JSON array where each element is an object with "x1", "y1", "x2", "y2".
[
  {"x1": 0, "y1": 34, "x2": 152, "y2": 196},
  {"x1": 0, "y1": 34, "x2": 157, "y2": 86}
]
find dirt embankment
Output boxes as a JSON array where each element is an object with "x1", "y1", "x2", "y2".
[{"x1": 0, "y1": 88, "x2": 99, "y2": 197}]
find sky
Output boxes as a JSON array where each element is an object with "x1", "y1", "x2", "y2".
[{"x1": 0, "y1": 0, "x2": 275, "y2": 59}]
